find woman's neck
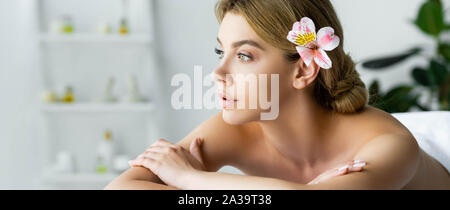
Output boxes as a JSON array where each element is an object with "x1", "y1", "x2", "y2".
[{"x1": 257, "y1": 92, "x2": 343, "y2": 168}]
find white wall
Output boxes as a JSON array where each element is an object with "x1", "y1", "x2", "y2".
[
  {"x1": 152, "y1": 0, "x2": 221, "y2": 142},
  {"x1": 0, "y1": 0, "x2": 40, "y2": 189}
]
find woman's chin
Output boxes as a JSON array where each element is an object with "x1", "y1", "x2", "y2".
[{"x1": 222, "y1": 109, "x2": 260, "y2": 125}]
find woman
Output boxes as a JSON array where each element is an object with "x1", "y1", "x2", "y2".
[{"x1": 105, "y1": 0, "x2": 450, "y2": 190}]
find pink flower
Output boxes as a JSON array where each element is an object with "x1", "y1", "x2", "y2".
[{"x1": 287, "y1": 17, "x2": 340, "y2": 70}]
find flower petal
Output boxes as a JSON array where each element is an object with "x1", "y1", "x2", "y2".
[
  {"x1": 299, "y1": 17, "x2": 316, "y2": 36},
  {"x1": 292, "y1": 21, "x2": 302, "y2": 32},
  {"x1": 287, "y1": 17, "x2": 318, "y2": 46},
  {"x1": 316, "y1": 27, "x2": 340, "y2": 51},
  {"x1": 314, "y1": 49, "x2": 332, "y2": 69},
  {"x1": 296, "y1": 46, "x2": 315, "y2": 67},
  {"x1": 287, "y1": 30, "x2": 300, "y2": 45}
]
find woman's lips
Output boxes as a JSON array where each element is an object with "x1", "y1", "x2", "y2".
[{"x1": 217, "y1": 92, "x2": 238, "y2": 109}]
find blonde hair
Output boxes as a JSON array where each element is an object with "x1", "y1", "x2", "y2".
[{"x1": 215, "y1": 0, "x2": 368, "y2": 113}]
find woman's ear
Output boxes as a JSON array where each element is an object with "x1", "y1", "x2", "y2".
[{"x1": 292, "y1": 59, "x2": 320, "y2": 90}]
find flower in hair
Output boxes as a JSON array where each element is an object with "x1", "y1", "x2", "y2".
[{"x1": 287, "y1": 17, "x2": 340, "y2": 70}]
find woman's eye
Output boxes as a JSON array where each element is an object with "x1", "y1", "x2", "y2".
[
  {"x1": 238, "y1": 53, "x2": 252, "y2": 62},
  {"x1": 214, "y1": 48, "x2": 224, "y2": 60}
]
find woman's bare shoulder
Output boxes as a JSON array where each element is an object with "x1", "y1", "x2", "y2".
[
  {"x1": 346, "y1": 106, "x2": 416, "y2": 139},
  {"x1": 343, "y1": 106, "x2": 421, "y2": 165},
  {"x1": 350, "y1": 107, "x2": 449, "y2": 189},
  {"x1": 175, "y1": 111, "x2": 257, "y2": 172}
]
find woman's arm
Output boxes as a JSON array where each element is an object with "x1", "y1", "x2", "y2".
[
  {"x1": 104, "y1": 167, "x2": 178, "y2": 190},
  {"x1": 104, "y1": 112, "x2": 245, "y2": 190},
  {"x1": 179, "y1": 133, "x2": 420, "y2": 190},
  {"x1": 181, "y1": 171, "x2": 303, "y2": 190}
]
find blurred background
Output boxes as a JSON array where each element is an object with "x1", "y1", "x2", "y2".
[{"x1": 0, "y1": 0, "x2": 448, "y2": 189}]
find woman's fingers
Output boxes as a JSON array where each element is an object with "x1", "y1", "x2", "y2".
[
  {"x1": 348, "y1": 159, "x2": 366, "y2": 172},
  {"x1": 327, "y1": 160, "x2": 355, "y2": 178},
  {"x1": 130, "y1": 138, "x2": 198, "y2": 168},
  {"x1": 144, "y1": 138, "x2": 177, "y2": 151},
  {"x1": 128, "y1": 151, "x2": 163, "y2": 167},
  {"x1": 129, "y1": 138, "x2": 188, "y2": 168},
  {"x1": 307, "y1": 160, "x2": 366, "y2": 185},
  {"x1": 153, "y1": 138, "x2": 176, "y2": 147},
  {"x1": 308, "y1": 165, "x2": 345, "y2": 185},
  {"x1": 336, "y1": 160, "x2": 366, "y2": 174},
  {"x1": 146, "y1": 146, "x2": 171, "y2": 153},
  {"x1": 128, "y1": 156, "x2": 158, "y2": 171}
]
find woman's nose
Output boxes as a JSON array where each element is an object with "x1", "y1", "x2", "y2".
[
  {"x1": 212, "y1": 67, "x2": 232, "y2": 86},
  {"x1": 212, "y1": 72, "x2": 226, "y2": 83}
]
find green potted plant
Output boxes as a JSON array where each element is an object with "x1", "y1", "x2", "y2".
[{"x1": 362, "y1": 0, "x2": 449, "y2": 113}]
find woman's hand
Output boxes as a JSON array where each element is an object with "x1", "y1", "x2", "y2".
[
  {"x1": 307, "y1": 160, "x2": 366, "y2": 185},
  {"x1": 128, "y1": 138, "x2": 206, "y2": 188}
]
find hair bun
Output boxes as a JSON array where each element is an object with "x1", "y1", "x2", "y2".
[{"x1": 329, "y1": 55, "x2": 368, "y2": 113}]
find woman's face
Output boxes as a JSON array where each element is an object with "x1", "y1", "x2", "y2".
[{"x1": 213, "y1": 12, "x2": 297, "y2": 125}]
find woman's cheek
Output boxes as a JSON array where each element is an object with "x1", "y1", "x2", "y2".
[{"x1": 230, "y1": 57, "x2": 277, "y2": 110}]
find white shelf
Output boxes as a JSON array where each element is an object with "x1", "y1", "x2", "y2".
[
  {"x1": 39, "y1": 33, "x2": 153, "y2": 44},
  {"x1": 40, "y1": 172, "x2": 119, "y2": 185},
  {"x1": 36, "y1": 0, "x2": 160, "y2": 190},
  {"x1": 40, "y1": 102, "x2": 155, "y2": 113}
]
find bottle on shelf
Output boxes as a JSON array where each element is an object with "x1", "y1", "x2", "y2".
[
  {"x1": 41, "y1": 90, "x2": 58, "y2": 103},
  {"x1": 49, "y1": 15, "x2": 74, "y2": 34},
  {"x1": 95, "y1": 130, "x2": 115, "y2": 174},
  {"x1": 97, "y1": 22, "x2": 112, "y2": 34},
  {"x1": 123, "y1": 73, "x2": 146, "y2": 103},
  {"x1": 61, "y1": 86, "x2": 75, "y2": 103},
  {"x1": 118, "y1": 0, "x2": 130, "y2": 35},
  {"x1": 118, "y1": 18, "x2": 129, "y2": 35},
  {"x1": 62, "y1": 15, "x2": 74, "y2": 34},
  {"x1": 98, "y1": 77, "x2": 117, "y2": 103},
  {"x1": 95, "y1": 156, "x2": 108, "y2": 174}
]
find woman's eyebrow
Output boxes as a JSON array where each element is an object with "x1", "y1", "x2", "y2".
[{"x1": 217, "y1": 37, "x2": 265, "y2": 51}]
